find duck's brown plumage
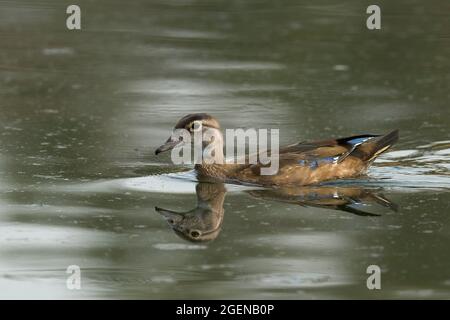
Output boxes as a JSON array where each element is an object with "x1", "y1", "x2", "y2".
[{"x1": 156, "y1": 113, "x2": 399, "y2": 186}]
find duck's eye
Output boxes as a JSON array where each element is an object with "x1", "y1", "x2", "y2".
[
  {"x1": 190, "y1": 121, "x2": 202, "y2": 132},
  {"x1": 167, "y1": 219, "x2": 174, "y2": 224},
  {"x1": 190, "y1": 230, "x2": 201, "y2": 238}
]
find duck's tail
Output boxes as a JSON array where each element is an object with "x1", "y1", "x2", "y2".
[{"x1": 358, "y1": 129, "x2": 399, "y2": 162}]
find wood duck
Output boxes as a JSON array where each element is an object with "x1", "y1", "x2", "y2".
[{"x1": 155, "y1": 113, "x2": 399, "y2": 186}]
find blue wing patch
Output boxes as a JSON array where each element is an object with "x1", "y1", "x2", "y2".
[
  {"x1": 347, "y1": 137, "x2": 374, "y2": 145},
  {"x1": 337, "y1": 136, "x2": 376, "y2": 163},
  {"x1": 298, "y1": 156, "x2": 339, "y2": 169}
]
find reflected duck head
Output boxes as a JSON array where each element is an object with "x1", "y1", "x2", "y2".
[{"x1": 155, "y1": 183, "x2": 226, "y2": 242}]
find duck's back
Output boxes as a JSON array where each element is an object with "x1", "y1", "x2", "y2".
[{"x1": 231, "y1": 130, "x2": 399, "y2": 186}]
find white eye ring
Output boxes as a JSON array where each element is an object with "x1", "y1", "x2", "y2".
[{"x1": 191, "y1": 121, "x2": 202, "y2": 132}]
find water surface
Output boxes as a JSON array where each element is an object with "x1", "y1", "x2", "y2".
[{"x1": 0, "y1": 0, "x2": 449, "y2": 299}]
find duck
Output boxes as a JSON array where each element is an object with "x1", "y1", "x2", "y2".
[{"x1": 155, "y1": 113, "x2": 399, "y2": 186}]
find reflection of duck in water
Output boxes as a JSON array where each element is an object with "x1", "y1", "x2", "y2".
[
  {"x1": 248, "y1": 186, "x2": 397, "y2": 217},
  {"x1": 155, "y1": 183, "x2": 226, "y2": 242},
  {"x1": 155, "y1": 182, "x2": 397, "y2": 242}
]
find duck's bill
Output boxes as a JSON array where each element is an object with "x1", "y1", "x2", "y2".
[
  {"x1": 155, "y1": 206, "x2": 182, "y2": 216},
  {"x1": 154, "y1": 137, "x2": 181, "y2": 155},
  {"x1": 154, "y1": 206, "x2": 184, "y2": 223}
]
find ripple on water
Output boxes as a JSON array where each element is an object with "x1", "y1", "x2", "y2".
[
  {"x1": 364, "y1": 141, "x2": 450, "y2": 190},
  {"x1": 236, "y1": 272, "x2": 350, "y2": 289},
  {"x1": 394, "y1": 289, "x2": 439, "y2": 299},
  {"x1": 123, "y1": 79, "x2": 291, "y2": 96},
  {"x1": 50, "y1": 169, "x2": 260, "y2": 195},
  {"x1": 172, "y1": 60, "x2": 285, "y2": 71},
  {"x1": 153, "y1": 243, "x2": 207, "y2": 250},
  {"x1": 233, "y1": 256, "x2": 354, "y2": 290},
  {"x1": 378, "y1": 150, "x2": 421, "y2": 159}
]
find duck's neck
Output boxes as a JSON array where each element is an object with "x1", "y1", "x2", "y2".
[
  {"x1": 198, "y1": 128, "x2": 224, "y2": 166},
  {"x1": 193, "y1": 128, "x2": 230, "y2": 179}
]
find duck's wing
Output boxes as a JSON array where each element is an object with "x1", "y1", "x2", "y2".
[
  {"x1": 279, "y1": 134, "x2": 377, "y2": 160},
  {"x1": 243, "y1": 130, "x2": 398, "y2": 185},
  {"x1": 257, "y1": 134, "x2": 377, "y2": 172},
  {"x1": 274, "y1": 130, "x2": 398, "y2": 164}
]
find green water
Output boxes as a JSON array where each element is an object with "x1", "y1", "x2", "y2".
[{"x1": 0, "y1": 0, "x2": 449, "y2": 299}]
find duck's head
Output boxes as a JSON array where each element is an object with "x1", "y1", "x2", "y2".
[{"x1": 155, "y1": 113, "x2": 221, "y2": 155}]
